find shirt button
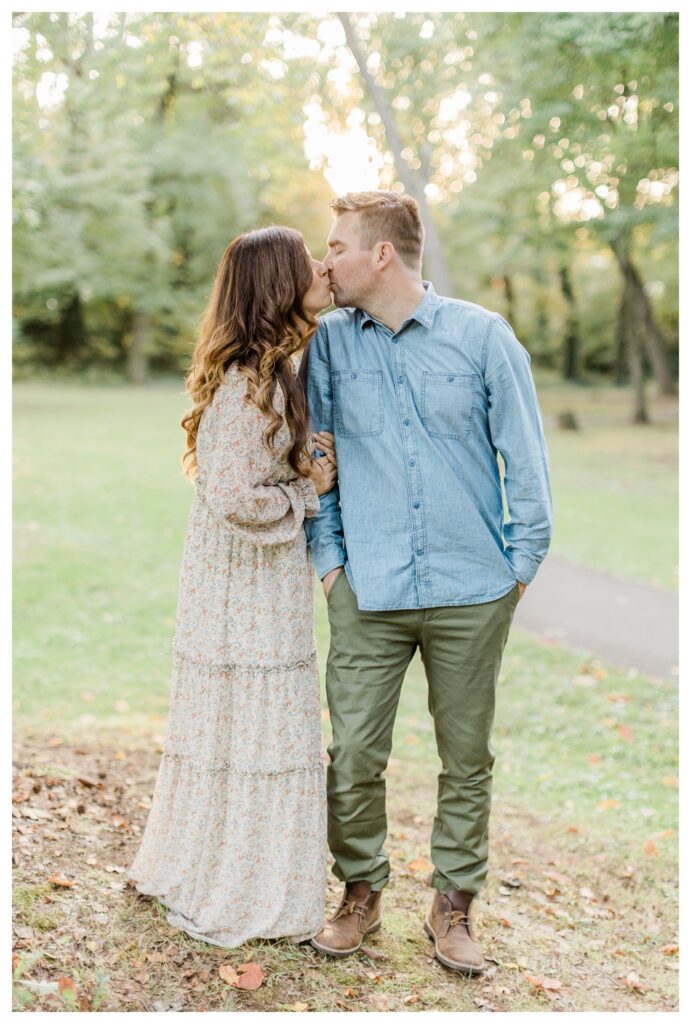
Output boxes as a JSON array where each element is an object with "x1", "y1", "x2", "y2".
[
  {"x1": 403, "y1": 418, "x2": 410, "y2": 426},
  {"x1": 351, "y1": 372, "x2": 358, "y2": 379},
  {"x1": 409, "y1": 458, "x2": 415, "y2": 466},
  {"x1": 447, "y1": 375, "x2": 455, "y2": 382},
  {"x1": 413, "y1": 501, "x2": 420, "y2": 509},
  {"x1": 398, "y1": 375, "x2": 404, "y2": 383},
  {"x1": 417, "y1": 548, "x2": 424, "y2": 556},
  {"x1": 393, "y1": 338, "x2": 399, "y2": 344}
]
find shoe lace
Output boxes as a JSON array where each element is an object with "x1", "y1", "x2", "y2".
[
  {"x1": 449, "y1": 910, "x2": 469, "y2": 928},
  {"x1": 332, "y1": 898, "x2": 368, "y2": 923}
]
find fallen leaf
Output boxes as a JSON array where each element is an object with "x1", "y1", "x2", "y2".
[
  {"x1": 369, "y1": 993, "x2": 390, "y2": 1010},
  {"x1": 291, "y1": 1002, "x2": 309, "y2": 1011},
  {"x1": 661, "y1": 777, "x2": 678, "y2": 788},
  {"x1": 617, "y1": 725, "x2": 634, "y2": 741},
  {"x1": 21, "y1": 807, "x2": 53, "y2": 820},
  {"x1": 502, "y1": 876, "x2": 523, "y2": 888},
  {"x1": 524, "y1": 973, "x2": 562, "y2": 993},
  {"x1": 607, "y1": 692, "x2": 630, "y2": 703},
  {"x1": 18, "y1": 979, "x2": 60, "y2": 996},
  {"x1": 587, "y1": 754, "x2": 602, "y2": 765},
  {"x1": 407, "y1": 856, "x2": 433, "y2": 872},
  {"x1": 566, "y1": 824, "x2": 580, "y2": 833},
  {"x1": 12, "y1": 953, "x2": 20, "y2": 971},
  {"x1": 661, "y1": 944, "x2": 679, "y2": 956},
  {"x1": 58, "y1": 976, "x2": 76, "y2": 994},
  {"x1": 345, "y1": 988, "x2": 357, "y2": 998},
  {"x1": 404, "y1": 994, "x2": 419, "y2": 1004},
  {"x1": 643, "y1": 840, "x2": 659, "y2": 858},
  {"x1": 597, "y1": 799, "x2": 620, "y2": 811},
  {"x1": 48, "y1": 871, "x2": 76, "y2": 888},
  {"x1": 146, "y1": 952, "x2": 166, "y2": 964},
  {"x1": 499, "y1": 917, "x2": 513, "y2": 928},
  {"x1": 235, "y1": 962, "x2": 265, "y2": 991},
  {"x1": 404, "y1": 734, "x2": 420, "y2": 745},
  {"x1": 218, "y1": 964, "x2": 239, "y2": 985},
  {"x1": 624, "y1": 971, "x2": 647, "y2": 992},
  {"x1": 77, "y1": 776, "x2": 103, "y2": 789}
]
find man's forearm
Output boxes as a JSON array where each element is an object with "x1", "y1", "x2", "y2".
[{"x1": 303, "y1": 486, "x2": 346, "y2": 579}]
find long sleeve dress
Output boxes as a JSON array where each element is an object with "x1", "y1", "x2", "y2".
[{"x1": 127, "y1": 363, "x2": 327, "y2": 947}]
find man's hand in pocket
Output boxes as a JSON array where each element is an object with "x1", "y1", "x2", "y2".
[{"x1": 323, "y1": 567, "x2": 343, "y2": 599}]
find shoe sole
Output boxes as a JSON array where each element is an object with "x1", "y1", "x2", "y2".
[
  {"x1": 424, "y1": 919, "x2": 485, "y2": 976},
  {"x1": 310, "y1": 919, "x2": 382, "y2": 958}
]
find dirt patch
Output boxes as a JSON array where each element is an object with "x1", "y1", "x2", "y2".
[{"x1": 12, "y1": 731, "x2": 678, "y2": 1012}]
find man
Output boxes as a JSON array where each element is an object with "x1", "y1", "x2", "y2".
[{"x1": 301, "y1": 190, "x2": 552, "y2": 974}]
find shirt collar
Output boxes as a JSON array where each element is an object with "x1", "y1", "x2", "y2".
[{"x1": 359, "y1": 281, "x2": 440, "y2": 332}]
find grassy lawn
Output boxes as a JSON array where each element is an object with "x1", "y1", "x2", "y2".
[
  {"x1": 13, "y1": 380, "x2": 678, "y2": 1011},
  {"x1": 535, "y1": 373, "x2": 678, "y2": 590}
]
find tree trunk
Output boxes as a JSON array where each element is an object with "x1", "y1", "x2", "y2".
[
  {"x1": 611, "y1": 237, "x2": 675, "y2": 395},
  {"x1": 337, "y1": 13, "x2": 451, "y2": 295},
  {"x1": 502, "y1": 274, "x2": 516, "y2": 330},
  {"x1": 617, "y1": 259, "x2": 649, "y2": 424},
  {"x1": 614, "y1": 295, "x2": 628, "y2": 384},
  {"x1": 55, "y1": 293, "x2": 86, "y2": 364},
  {"x1": 558, "y1": 263, "x2": 580, "y2": 380},
  {"x1": 127, "y1": 311, "x2": 150, "y2": 384}
]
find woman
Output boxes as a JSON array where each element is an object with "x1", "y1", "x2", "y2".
[{"x1": 127, "y1": 226, "x2": 336, "y2": 947}]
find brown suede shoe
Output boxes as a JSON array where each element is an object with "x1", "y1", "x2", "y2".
[
  {"x1": 310, "y1": 881, "x2": 382, "y2": 957},
  {"x1": 424, "y1": 890, "x2": 486, "y2": 975}
]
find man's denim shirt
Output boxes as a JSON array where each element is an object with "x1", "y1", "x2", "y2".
[{"x1": 301, "y1": 282, "x2": 552, "y2": 611}]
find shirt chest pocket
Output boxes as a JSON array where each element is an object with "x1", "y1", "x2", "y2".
[
  {"x1": 421, "y1": 371, "x2": 479, "y2": 440},
  {"x1": 331, "y1": 369, "x2": 383, "y2": 438}
]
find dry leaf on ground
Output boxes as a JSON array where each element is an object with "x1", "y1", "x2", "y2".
[
  {"x1": 524, "y1": 973, "x2": 562, "y2": 993},
  {"x1": 48, "y1": 871, "x2": 76, "y2": 887},
  {"x1": 234, "y1": 962, "x2": 266, "y2": 991},
  {"x1": 218, "y1": 964, "x2": 239, "y2": 986},
  {"x1": 407, "y1": 856, "x2": 433, "y2": 872}
]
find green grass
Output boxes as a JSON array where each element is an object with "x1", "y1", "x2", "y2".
[
  {"x1": 535, "y1": 373, "x2": 678, "y2": 589},
  {"x1": 12, "y1": 379, "x2": 678, "y2": 1011},
  {"x1": 13, "y1": 381, "x2": 678, "y2": 840}
]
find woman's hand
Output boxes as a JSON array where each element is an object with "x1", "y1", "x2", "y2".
[
  {"x1": 312, "y1": 431, "x2": 336, "y2": 460},
  {"x1": 309, "y1": 432, "x2": 338, "y2": 496}
]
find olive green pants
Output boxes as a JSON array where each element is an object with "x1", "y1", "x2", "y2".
[{"x1": 325, "y1": 570, "x2": 520, "y2": 897}]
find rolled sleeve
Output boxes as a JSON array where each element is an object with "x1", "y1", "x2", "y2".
[
  {"x1": 484, "y1": 315, "x2": 553, "y2": 583},
  {"x1": 300, "y1": 321, "x2": 347, "y2": 579}
]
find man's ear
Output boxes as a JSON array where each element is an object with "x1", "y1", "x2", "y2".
[{"x1": 375, "y1": 241, "x2": 395, "y2": 268}]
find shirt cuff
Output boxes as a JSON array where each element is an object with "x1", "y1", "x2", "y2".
[
  {"x1": 310, "y1": 544, "x2": 346, "y2": 581},
  {"x1": 505, "y1": 551, "x2": 543, "y2": 586}
]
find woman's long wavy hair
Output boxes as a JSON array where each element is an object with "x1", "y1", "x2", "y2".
[{"x1": 181, "y1": 227, "x2": 318, "y2": 480}]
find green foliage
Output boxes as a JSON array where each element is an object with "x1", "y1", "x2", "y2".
[{"x1": 12, "y1": 12, "x2": 677, "y2": 379}]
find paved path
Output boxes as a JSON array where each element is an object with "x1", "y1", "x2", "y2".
[{"x1": 514, "y1": 556, "x2": 679, "y2": 678}]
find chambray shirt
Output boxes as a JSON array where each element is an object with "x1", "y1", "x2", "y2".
[{"x1": 300, "y1": 282, "x2": 552, "y2": 611}]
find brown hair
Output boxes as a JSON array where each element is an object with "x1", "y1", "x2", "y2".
[
  {"x1": 330, "y1": 190, "x2": 424, "y2": 268},
  {"x1": 181, "y1": 226, "x2": 316, "y2": 480}
]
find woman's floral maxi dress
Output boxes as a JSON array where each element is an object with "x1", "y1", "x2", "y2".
[{"x1": 127, "y1": 364, "x2": 327, "y2": 947}]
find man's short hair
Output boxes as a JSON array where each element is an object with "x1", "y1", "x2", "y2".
[{"x1": 330, "y1": 190, "x2": 425, "y2": 268}]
